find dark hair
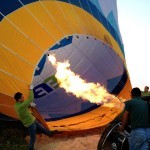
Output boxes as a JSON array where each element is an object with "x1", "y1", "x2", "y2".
[
  {"x1": 14, "y1": 92, "x2": 23, "y2": 101},
  {"x1": 131, "y1": 87, "x2": 141, "y2": 97}
]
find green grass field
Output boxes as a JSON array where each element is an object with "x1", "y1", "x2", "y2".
[{"x1": 0, "y1": 120, "x2": 28, "y2": 150}]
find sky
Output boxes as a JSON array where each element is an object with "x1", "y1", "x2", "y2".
[{"x1": 117, "y1": 0, "x2": 150, "y2": 91}]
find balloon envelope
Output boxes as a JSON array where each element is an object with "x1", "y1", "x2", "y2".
[{"x1": 0, "y1": 0, "x2": 132, "y2": 131}]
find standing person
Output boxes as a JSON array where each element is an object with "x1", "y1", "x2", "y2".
[
  {"x1": 119, "y1": 87, "x2": 150, "y2": 150},
  {"x1": 14, "y1": 85, "x2": 53, "y2": 150},
  {"x1": 142, "y1": 86, "x2": 150, "y2": 96}
]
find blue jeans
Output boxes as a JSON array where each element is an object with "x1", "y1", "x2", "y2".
[
  {"x1": 128, "y1": 128, "x2": 150, "y2": 150},
  {"x1": 28, "y1": 120, "x2": 51, "y2": 150}
]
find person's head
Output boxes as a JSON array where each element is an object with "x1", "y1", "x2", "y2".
[
  {"x1": 144, "y1": 86, "x2": 149, "y2": 92},
  {"x1": 131, "y1": 87, "x2": 141, "y2": 98},
  {"x1": 14, "y1": 92, "x2": 24, "y2": 102}
]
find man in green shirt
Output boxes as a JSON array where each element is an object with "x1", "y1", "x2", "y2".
[
  {"x1": 119, "y1": 87, "x2": 150, "y2": 150},
  {"x1": 14, "y1": 85, "x2": 52, "y2": 150}
]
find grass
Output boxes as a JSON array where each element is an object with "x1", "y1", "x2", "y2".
[
  {"x1": 0, "y1": 120, "x2": 28, "y2": 150},
  {"x1": 0, "y1": 114, "x2": 123, "y2": 150}
]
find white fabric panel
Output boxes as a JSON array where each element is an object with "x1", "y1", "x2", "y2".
[{"x1": 33, "y1": 34, "x2": 124, "y2": 119}]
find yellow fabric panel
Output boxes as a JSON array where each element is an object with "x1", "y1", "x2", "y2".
[
  {"x1": 27, "y1": 2, "x2": 74, "y2": 37},
  {"x1": 0, "y1": 71, "x2": 30, "y2": 98},
  {"x1": 0, "y1": 45, "x2": 34, "y2": 83},
  {"x1": 0, "y1": 22, "x2": 43, "y2": 65},
  {"x1": 6, "y1": 9, "x2": 55, "y2": 50},
  {"x1": 47, "y1": 2, "x2": 94, "y2": 35},
  {"x1": 46, "y1": 103, "x2": 124, "y2": 131},
  {"x1": 1, "y1": 1, "x2": 124, "y2": 62}
]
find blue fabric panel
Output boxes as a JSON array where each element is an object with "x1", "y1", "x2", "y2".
[
  {"x1": 34, "y1": 36, "x2": 73, "y2": 76},
  {"x1": 110, "y1": 69, "x2": 127, "y2": 95},
  {"x1": 0, "y1": 0, "x2": 37, "y2": 21},
  {"x1": 107, "y1": 11, "x2": 119, "y2": 36},
  {"x1": 34, "y1": 54, "x2": 46, "y2": 76},
  {"x1": 107, "y1": 75, "x2": 122, "y2": 92},
  {"x1": 50, "y1": 36, "x2": 73, "y2": 50}
]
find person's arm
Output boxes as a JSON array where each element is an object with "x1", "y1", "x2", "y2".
[
  {"x1": 19, "y1": 90, "x2": 34, "y2": 108},
  {"x1": 119, "y1": 110, "x2": 129, "y2": 131}
]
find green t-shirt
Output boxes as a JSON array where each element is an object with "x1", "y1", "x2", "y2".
[
  {"x1": 125, "y1": 97, "x2": 150, "y2": 129},
  {"x1": 14, "y1": 90, "x2": 35, "y2": 127}
]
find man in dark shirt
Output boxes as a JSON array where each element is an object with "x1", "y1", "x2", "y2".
[{"x1": 119, "y1": 87, "x2": 150, "y2": 150}]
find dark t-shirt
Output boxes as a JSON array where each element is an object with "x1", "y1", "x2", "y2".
[{"x1": 125, "y1": 97, "x2": 150, "y2": 129}]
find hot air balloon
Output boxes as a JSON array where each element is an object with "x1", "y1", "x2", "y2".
[{"x1": 0, "y1": 0, "x2": 132, "y2": 133}]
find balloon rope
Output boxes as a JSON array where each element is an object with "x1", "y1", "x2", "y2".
[
  {"x1": 0, "y1": 43, "x2": 34, "y2": 68},
  {"x1": 67, "y1": 0, "x2": 87, "y2": 35},
  {"x1": 18, "y1": 0, "x2": 57, "y2": 42},
  {"x1": 0, "y1": 104, "x2": 14, "y2": 108},
  {"x1": 0, "y1": 68, "x2": 27, "y2": 84},
  {"x1": 77, "y1": 0, "x2": 94, "y2": 36},
  {"x1": 85, "y1": 0, "x2": 100, "y2": 36},
  {"x1": 0, "y1": 12, "x2": 43, "y2": 52},
  {"x1": 54, "y1": 1, "x2": 76, "y2": 33},
  {"x1": 71, "y1": 37, "x2": 124, "y2": 89},
  {"x1": 39, "y1": 0, "x2": 68, "y2": 37}
]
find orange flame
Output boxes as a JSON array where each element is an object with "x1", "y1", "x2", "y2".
[{"x1": 48, "y1": 54, "x2": 124, "y2": 108}]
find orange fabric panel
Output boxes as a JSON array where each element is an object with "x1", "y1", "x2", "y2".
[
  {"x1": 117, "y1": 78, "x2": 132, "y2": 101},
  {"x1": 0, "y1": 93, "x2": 17, "y2": 119}
]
